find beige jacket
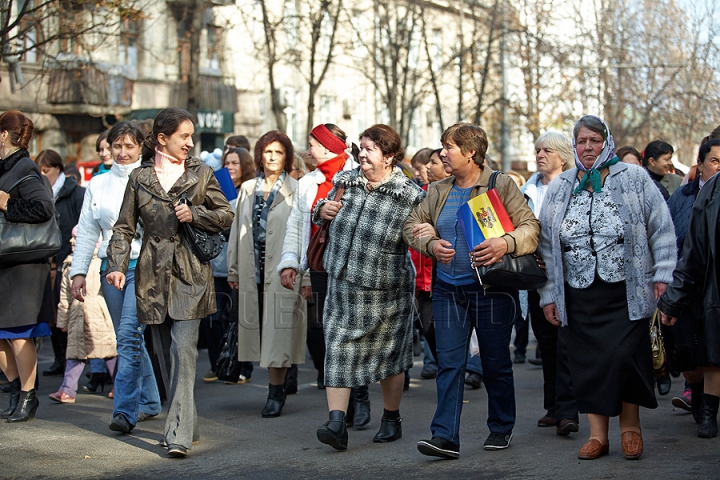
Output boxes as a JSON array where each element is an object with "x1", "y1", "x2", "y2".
[
  {"x1": 227, "y1": 176, "x2": 307, "y2": 368},
  {"x1": 57, "y1": 253, "x2": 116, "y2": 360},
  {"x1": 404, "y1": 167, "x2": 540, "y2": 259}
]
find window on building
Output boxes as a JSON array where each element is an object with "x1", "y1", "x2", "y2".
[
  {"x1": 284, "y1": 0, "x2": 298, "y2": 46},
  {"x1": 119, "y1": 17, "x2": 140, "y2": 69},
  {"x1": 205, "y1": 26, "x2": 221, "y2": 72},
  {"x1": 321, "y1": 11, "x2": 333, "y2": 51},
  {"x1": 17, "y1": 0, "x2": 38, "y2": 63},
  {"x1": 177, "y1": 15, "x2": 191, "y2": 81},
  {"x1": 319, "y1": 95, "x2": 334, "y2": 125},
  {"x1": 431, "y1": 29, "x2": 442, "y2": 71}
]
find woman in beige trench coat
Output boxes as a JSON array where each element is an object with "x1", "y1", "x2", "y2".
[{"x1": 227, "y1": 130, "x2": 307, "y2": 419}]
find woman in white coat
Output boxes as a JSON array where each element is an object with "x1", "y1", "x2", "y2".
[
  {"x1": 227, "y1": 130, "x2": 305, "y2": 418},
  {"x1": 70, "y1": 121, "x2": 161, "y2": 433}
]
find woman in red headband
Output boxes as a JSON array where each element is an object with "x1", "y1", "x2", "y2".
[{"x1": 277, "y1": 124, "x2": 365, "y2": 414}]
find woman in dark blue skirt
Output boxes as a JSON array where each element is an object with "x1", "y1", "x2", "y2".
[{"x1": 0, "y1": 110, "x2": 55, "y2": 422}]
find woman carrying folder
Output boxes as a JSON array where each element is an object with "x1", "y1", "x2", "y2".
[{"x1": 404, "y1": 122, "x2": 539, "y2": 457}]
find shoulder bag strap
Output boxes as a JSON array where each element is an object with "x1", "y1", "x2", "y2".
[
  {"x1": 2, "y1": 174, "x2": 42, "y2": 194},
  {"x1": 488, "y1": 170, "x2": 501, "y2": 190}
]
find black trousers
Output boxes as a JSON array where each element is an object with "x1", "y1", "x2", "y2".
[
  {"x1": 308, "y1": 270, "x2": 328, "y2": 376},
  {"x1": 415, "y1": 290, "x2": 437, "y2": 360},
  {"x1": 528, "y1": 290, "x2": 578, "y2": 422}
]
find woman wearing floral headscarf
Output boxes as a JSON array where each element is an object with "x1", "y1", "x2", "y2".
[{"x1": 537, "y1": 115, "x2": 676, "y2": 460}]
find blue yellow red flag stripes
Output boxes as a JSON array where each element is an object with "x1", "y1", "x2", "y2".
[{"x1": 456, "y1": 188, "x2": 514, "y2": 250}]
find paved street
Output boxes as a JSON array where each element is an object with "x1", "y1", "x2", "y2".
[{"x1": 1, "y1": 341, "x2": 718, "y2": 479}]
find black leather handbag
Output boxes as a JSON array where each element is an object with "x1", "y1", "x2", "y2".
[
  {"x1": 0, "y1": 174, "x2": 61, "y2": 264},
  {"x1": 178, "y1": 193, "x2": 226, "y2": 263},
  {"x1": 475, "y1": 172, "x2": 547, "y2": 290}
]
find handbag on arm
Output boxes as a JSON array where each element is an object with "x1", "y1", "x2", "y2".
[
  {"x1": 177, "y1": 192, "x2": 226, "y2": 263},
  {"x1": 307, "y1": 186, "x2": 345, "y2": 272},
  {"x1": 474, "y1": 171, "x2": 547, "y2": 290},
  {"x1": 0, "y1": 174, "x2": 61, "y2": 263}
]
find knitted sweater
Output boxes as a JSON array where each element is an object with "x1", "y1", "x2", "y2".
[{"x1": 537, "y1": 162, "x2": 676, "y2": 325}]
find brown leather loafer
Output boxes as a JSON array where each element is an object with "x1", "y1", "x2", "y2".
[
  {"x1": 621, "y1": 431, "x2": 643, "y2": 459},
  {"x1": 577, "y1": 439, "x2": 609, "y2": 460},
  {"x1": 537, "y1": 415, "x2": 555, "y2": 427}
]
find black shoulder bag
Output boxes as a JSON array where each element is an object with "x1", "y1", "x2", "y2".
[
  {"x1": 474, "y1": 171, "x2": 547, "y2": 290},
  {"x1": 178, "y1": 192, "x2": 226, "y2": 263},
  {"x1": 0, "y1": 174, "x2": 61, "y2": 264}
]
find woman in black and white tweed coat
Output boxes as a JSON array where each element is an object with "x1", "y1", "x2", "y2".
[{"x1": 312, "y1": 124, "x2": 425, "y2": 450}]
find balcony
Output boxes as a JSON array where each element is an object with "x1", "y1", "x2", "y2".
[
  {"x1": 170, "y1": 76, "x2": 237, "y2": 112},
  {"x1": 47, "y1": 67, "x2": 133, "y2": 112}
]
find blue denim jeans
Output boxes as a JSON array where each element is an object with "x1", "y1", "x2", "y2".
[
  {"x1": 101, "y1": 268, "x2": 161, "y2": 425},
  {"x1": 431, "y1": 279, "x2": 517, "y2": 446}
]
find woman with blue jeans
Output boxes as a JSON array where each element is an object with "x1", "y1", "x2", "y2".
[
  {"x1": 405, "y1": 123, "x2": 539, "y2": 458},
  {"x1": 70, "y1": 121, "x2": 161, "y2": 433}
]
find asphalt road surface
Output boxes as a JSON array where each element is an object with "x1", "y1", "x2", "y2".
[{"x1": 1, "y1": 341, "x2": 718, "y2": 479}]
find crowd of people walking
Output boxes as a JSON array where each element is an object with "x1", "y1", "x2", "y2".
[{"x1": 1, "y1": 106, "x2": 719, "y2": 462}]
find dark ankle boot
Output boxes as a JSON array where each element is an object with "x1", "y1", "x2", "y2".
[
  {"x1": 7, "y1": 389, "x2": 39, "y2": 423},
  {"x1": 317, "y1": 410, "x2": 348, "y2": 450},
  {"x1": 690, "y1": 381, "x2": 704, "y2": 424},
  {"x1": 698, "y1": 393, "x2": 719, "y2": 438},
  {"x1": 283, "y1": 365, "x2": 298, "y2": 395},
  {"x1": 351, "y1": 385, "x2": 371, "y2": 427},
  {"x1": 373, "y1": 414, "x2": 402, "y2": 443},
  {"x1": 0, "y1": 378, "x2": 20, "y2": 419},
  {"x1": 261, "y1": 384, "x2": 286, "y2": 418}
]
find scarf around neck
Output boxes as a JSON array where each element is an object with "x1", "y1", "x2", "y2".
[
  {"x1": 252, "y1": 171, "x2": 286, "y2": 282},
  {"x1": 573, "y1": 116, "x2": 620, "y2": 194},
  {"x1": 52, "y1": 172, "x2": 66, "y2": 201}
]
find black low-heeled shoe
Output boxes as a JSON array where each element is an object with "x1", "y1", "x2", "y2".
[
  {"x1": 167, "y1": 444, "x2": 188, "y2": 458},
  {"x1": 109, "y1": 413, "x2": 133, "y2": 434},
  {"x1": 317, "y1": 410, "x2": 348, "y2": 450},
  {"x1": 373, "y1": 416, "x2": 402, "y2": 443}
]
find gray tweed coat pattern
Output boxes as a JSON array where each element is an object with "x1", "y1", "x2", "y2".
[{"x1": 313, "y1": 167, "x2": 426, "y2": 387}]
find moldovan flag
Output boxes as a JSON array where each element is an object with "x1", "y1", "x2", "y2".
[{"x1": 456, "y1": 189, "x2": 514, "y2": 250}]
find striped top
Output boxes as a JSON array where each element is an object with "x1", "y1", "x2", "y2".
[{"x1": 436, "y1": 184, "x2": 476, "y2": 285}]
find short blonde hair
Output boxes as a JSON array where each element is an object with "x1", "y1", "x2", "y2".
[{"x1": 535, "y1": 132, "x2": 574, "y2": 171}]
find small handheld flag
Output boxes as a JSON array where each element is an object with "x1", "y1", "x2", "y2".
[{"x1": 456, "y1": 188, "x2": 514, "y2": 283}]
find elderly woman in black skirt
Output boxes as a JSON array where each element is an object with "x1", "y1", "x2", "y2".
[
  {"x1": 313, "y1": 124, "x2": 425, "y2": 450},
  {"x1": 538, "y1": 115, "x2": 676, "y2": 460}
]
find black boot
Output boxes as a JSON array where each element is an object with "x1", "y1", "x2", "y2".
[
  {"x1": 351, "y1": 385, "x2": 371, "y2": 428},
  {"x1": 261, "y1": 384, "x2": 286, "y2": 418},
  {"x1": 345, "y1": 397, "x2": 355, "y2": 427},
  {"x1": 7, "y1": 389, "x2": 39, "y2": 423},
  {"x1": 0, "y1": 378, "x2": 20, "y2": 419},
  {"x1": 83, "y1": 373, "x2": 112, "y2": 394},
  {"x1": 284, "y1": 365, "x2": 298, "y2": 395},
  {"x1": 373, "y1": 412, "x2": 402, "y2": 443},
  {"x1": 317, "y1": 410, "x2": 348, "y2": 450},
  {"x1": 698, "y1": 393, "x2": 719, "y2": 438},
  {"x1": 690, "y1": 381, "x2": 704, "y2": 424}
]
